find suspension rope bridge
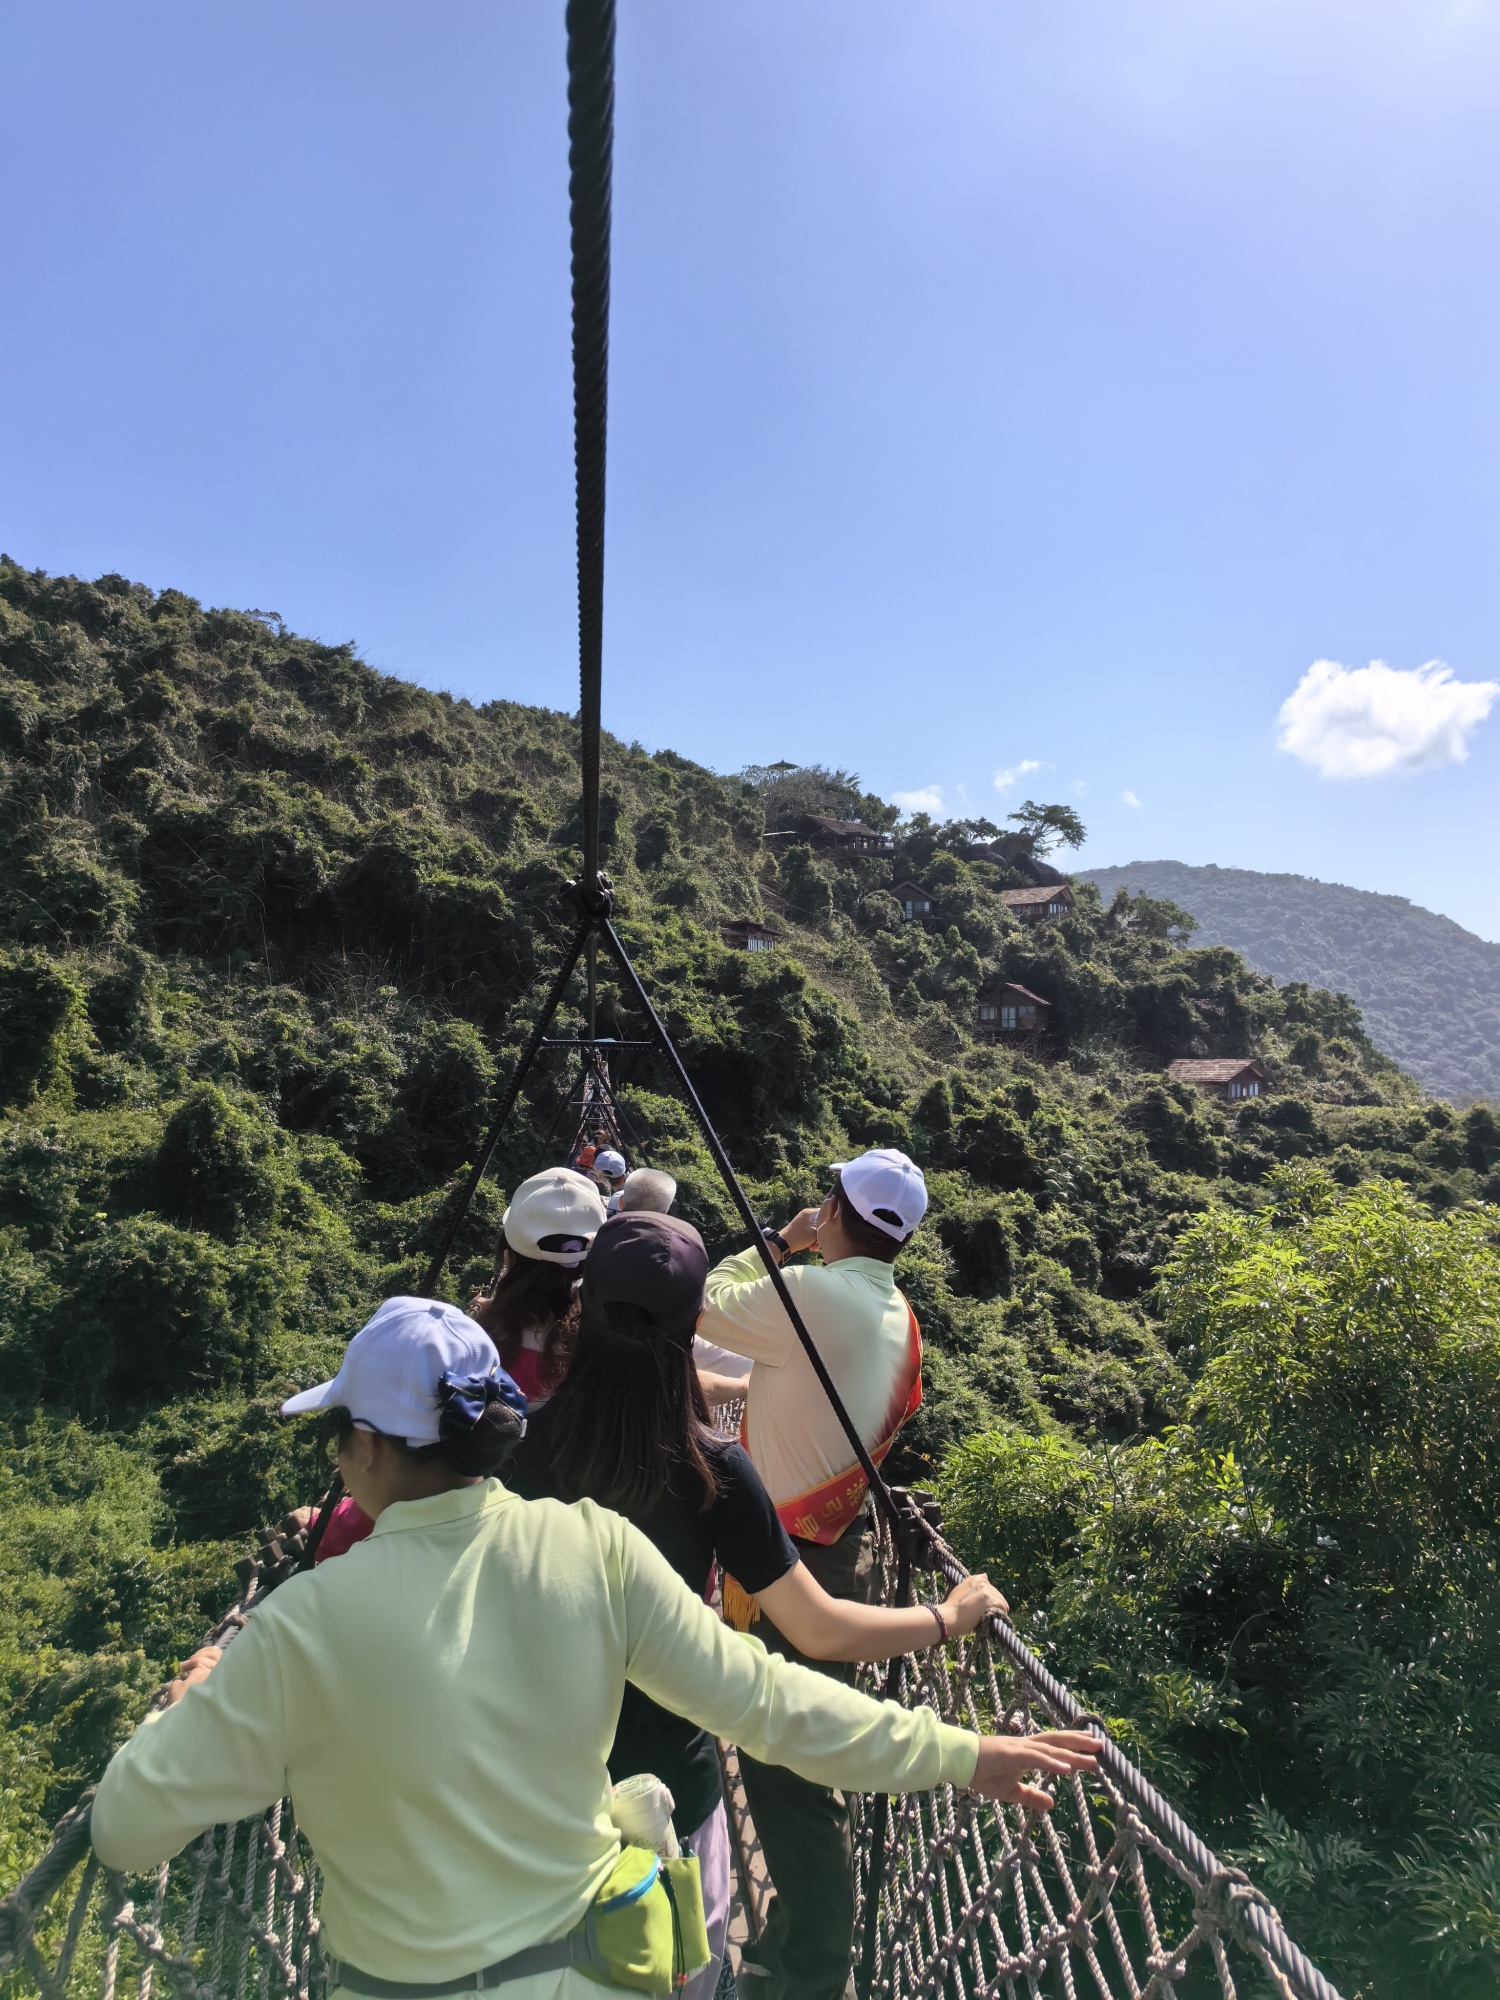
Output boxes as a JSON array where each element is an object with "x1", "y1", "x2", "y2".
[{"x1": 0, "y1": 6, "x2": 1344, "y2": 1998}]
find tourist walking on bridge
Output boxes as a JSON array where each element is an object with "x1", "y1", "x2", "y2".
[
  {"x1": 697, "y1": 1147, "x2": 931, "y2": 2000},
  {"x1": 90, "y1": 1293, "x2": 1098, "y2": 2000},
  {"x1": 507, "y1": 1209, "x2": 1010, "y2": 2000},
  {"x1": 468, "y1": 1167, "x2": 607, "y2": 1406}
]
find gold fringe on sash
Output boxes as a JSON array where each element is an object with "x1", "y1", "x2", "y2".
[{"x1": 720, "y1": 1573, "x2": 760, "y2": 1632}]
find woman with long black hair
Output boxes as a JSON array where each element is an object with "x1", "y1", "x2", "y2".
[{"x1": 506, "y1": 1212, "x2": 1014, "y2": 2000}]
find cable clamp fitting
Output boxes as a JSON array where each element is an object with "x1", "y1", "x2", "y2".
[{"x1": 563, "y1": 874, "x2": 615, "y2": 922}]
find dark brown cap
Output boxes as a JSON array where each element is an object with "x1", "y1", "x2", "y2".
[{"x1": 581, "y1": 1211, "x2": 709, "y2": 1347}]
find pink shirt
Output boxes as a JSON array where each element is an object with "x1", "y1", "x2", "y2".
[{"x1": 316, "y1": 1495, "x2": 375, "y2": 1562}]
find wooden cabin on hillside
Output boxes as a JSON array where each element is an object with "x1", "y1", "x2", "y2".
[
  {"x1": 1167, "y1": 1058, "x2": 1268, "y2": 1101},
  {"x1": 721, "y1": 919, "x2": 777, "y2": 954},
  {"x1": 891, "y1": 881, "x2": 936, "y2": 923},
  {"x1": 765, "y1": 814, "x2": 891, "y2": 856},
  {"x1": 999, "y1": 883, "x2": 1075, "y2": 924},
  {"x1": 976, "y1": 981, "x2": 1052, "y2": 1042}
]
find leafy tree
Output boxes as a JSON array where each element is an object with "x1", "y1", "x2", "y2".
[
  {"x1": 938, "y1": 1173, "x2": 1500, "y2": 1995},
  {"x1": 1007, "y1": 799, "x2": 1086, "y2": 854}
]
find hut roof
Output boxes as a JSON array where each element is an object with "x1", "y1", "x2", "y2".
[
  {"x1": 980, "y1": 981, "x2": 1051, "y2": 1007},
  {"x1": 801, "y1": 814, "x2": 885, "y2": 837},
  {"x1": 998, "y1": 883, "x2": 1075, "y2": 908},
  {"x1": 1166, "y1": 1059, "x2": 1267, "y2": 1083}
]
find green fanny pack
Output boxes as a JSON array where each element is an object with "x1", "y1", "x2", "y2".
[
  {"x1": 326, "y1": 1844, "x2": 709, "y2": 1999},
  {"x1": 576, "y1": 1845, "x2": 710, "y2": 1995}
]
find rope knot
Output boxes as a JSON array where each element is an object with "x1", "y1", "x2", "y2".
[{"x1": 1196, "y1": 1863, "x2": 1279, "y2": 1932}]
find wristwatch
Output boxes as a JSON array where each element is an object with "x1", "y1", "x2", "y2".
[{"x1": 762, "y1": 1226, "x2": 791, "y2": 1258}]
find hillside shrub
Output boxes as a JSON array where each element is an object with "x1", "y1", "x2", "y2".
[
  {"x1": 151, "y1": 1085, "x2": 285, "y2": 1240},
  {"x1": 0, "y1": 951, "x2": 83, "y2": 1107}
]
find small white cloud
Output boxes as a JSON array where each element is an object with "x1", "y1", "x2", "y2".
[
  {"x1": 1121, "y1": 789, "x2": 1142, "y2": 808},
  {"x1": 994, "y1": 758, "x2": 1042, "y2": 794},
  {"x1": 893, "y1": 785, "x2": 944, "y2": 817},
  {"x1": 1277, "y1": 658, "x2": 1499, "y2": 779}
]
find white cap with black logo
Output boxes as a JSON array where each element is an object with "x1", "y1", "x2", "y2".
[
  {"x1": 503, "y1": 1167, "x2": 608, "y2": 1267},
  {"x1": 830, "y1": 1147, "x2": 928, "y2": 1241}
]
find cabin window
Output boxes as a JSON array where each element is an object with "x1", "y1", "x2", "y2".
[
  {"x1": 903, "y1": 900, "x2": 915, "y2": 917},
  {"x1": 1229, "y1": 1079, "x2": 1260, "y2": 1099},
  {"x1": 747, "y1": 935, "x2": 771, "y2": 952},
  {"x1": 978, "y1": 1004, "x2": 998, "y2": 1022},
  {"x1": 1000, "y1": 1005, "x2": 1018, "y2": 1029}
]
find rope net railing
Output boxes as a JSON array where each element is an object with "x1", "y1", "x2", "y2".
[
  {"x1": 0, "y1": 1507, "x2": 1343, "y2": 2000},
  {"x1": 0, "y1": 1572, "x2": 323, "y2": 2000},
  {"x1": 845, "y1": 1510, "x2": 1340, "y2": 2000}
]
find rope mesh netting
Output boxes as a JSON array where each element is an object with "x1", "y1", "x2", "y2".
[{"x1": 0, "y1": 1441, "x2": 1343, "y2": 2000}]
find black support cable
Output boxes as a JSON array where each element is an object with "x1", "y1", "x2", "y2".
[
  {"x1": 297, "y1": 1471, "x2": 345, "y2": 1575},
  {"x1": 421, "y1": 919, "x2": 593, "y2": 1294},
  {"x1": 599, "y1": 917, "x2": 903, "y2": 1534},
  {"x1": 566, "y1": 0, "x2": 614, "y2": 896}
]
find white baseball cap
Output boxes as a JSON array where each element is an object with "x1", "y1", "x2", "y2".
[
  {"x1": 280, "y1": 1296, "x2": 501, "y2": 1445},
  {"x1": 830, "y1": 1147, "x2": 928, "y2": 1241},
  {"x1": 593, "y1": 1148, "x2": 627, "y2": 1179},
  {"x1": 503, "y1": 1167, "x2": 608, "y2": 1266}
]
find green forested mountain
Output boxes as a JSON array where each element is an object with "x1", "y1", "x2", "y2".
[
  {"x1": 1084, "y1": 858, "x2": 1500, "y2": 1106},
  {"x1": 3, "y1": 559, "x2": 1499, "y2": 1994}
]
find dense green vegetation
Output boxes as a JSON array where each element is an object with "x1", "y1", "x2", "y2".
[
  {"x1": 941, "y1": 1172, "x2": 1500, "y2": 1997},
  {"x1": 2, "y1": 558, "x2": 1496, "y2": 1993},
  {"x1": 1085, "y1": 858, "x2": 1500, "y2": 1107}
]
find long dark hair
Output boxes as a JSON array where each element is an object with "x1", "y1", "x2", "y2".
[
  {"x1": 543, "y1": 1286, "x2": 718, "y2": 1515},
  {"x1": 470, "y1": 1252, "x2": 581, "y2": 1397}
]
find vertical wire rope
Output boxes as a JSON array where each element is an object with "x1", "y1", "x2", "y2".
[{"x1": 566, "y1": 0, "x2": 614, "y2": 898}]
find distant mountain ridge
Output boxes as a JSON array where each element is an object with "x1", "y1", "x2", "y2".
[{"x1": 1082, "y1": 860, "x2": 1500, "y2": 1105}]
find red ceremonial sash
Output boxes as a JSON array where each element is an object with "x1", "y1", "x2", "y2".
[{"x1": 742, "y1": 1303, "x2": 923, "y2": 1546}]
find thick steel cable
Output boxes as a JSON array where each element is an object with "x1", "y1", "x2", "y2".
[{"x1": 567, "y1": 0, "x2": 614, "y2": 896}]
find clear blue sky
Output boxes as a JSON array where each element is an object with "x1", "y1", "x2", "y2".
[{"x1": 4, "y1": 1, "x2": 1499, "y2": 936}]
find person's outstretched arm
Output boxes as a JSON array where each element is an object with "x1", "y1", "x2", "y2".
[
  {"x1": 90, "y1": 1617, "x2": 289, "y2": 1871},
  {"x1": 612, "y1": 1511, "x2": 1096, "y2": 1808},
  {"x1": 753, "y1": 1564, "x2": 1009, "y2": 1663}
]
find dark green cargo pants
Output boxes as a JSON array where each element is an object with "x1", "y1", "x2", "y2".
[{"x1": 737, "y1": 1515, "x2": 878, "y2": 2000}]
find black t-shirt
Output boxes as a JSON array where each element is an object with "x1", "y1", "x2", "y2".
[{"x1": 507, "y1": 1400, "x2": 799, "y2": 1832}]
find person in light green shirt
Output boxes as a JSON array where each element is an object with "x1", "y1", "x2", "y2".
[{"x1": 91, "y1": 1296, "x2": 1098, "y2": 2000}]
